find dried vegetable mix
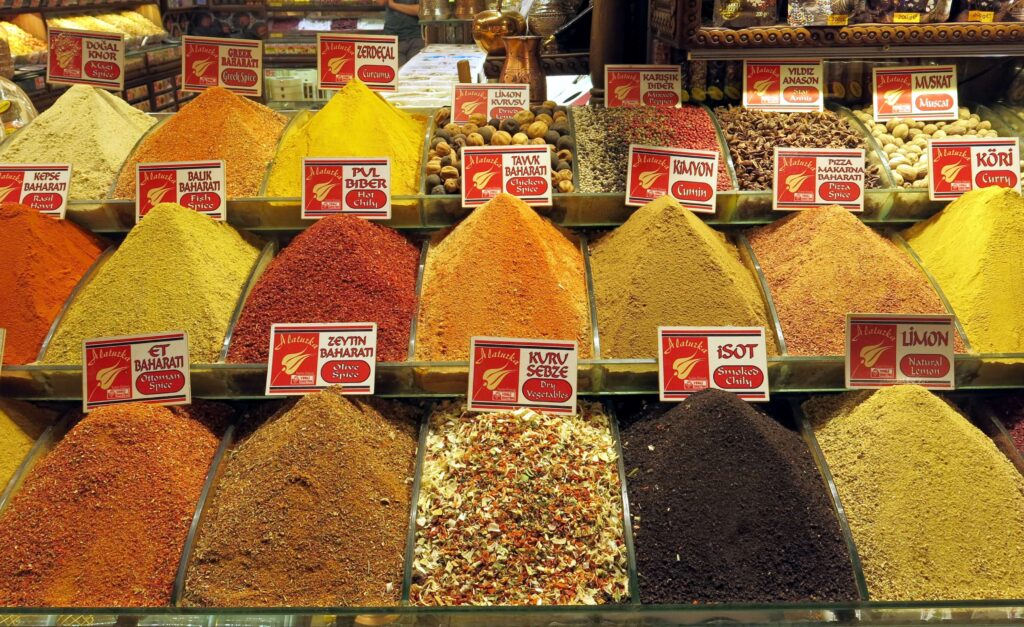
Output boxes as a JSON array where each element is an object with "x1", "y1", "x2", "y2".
[
  {"x1": 0, "y1": 202, "x2": 103, "y2": 364},
  {"x1": 0, "y1": 400, "x2": 52, "y2": 489},
  {"x1": 0, "y1": 402, "x2": 223, "y2": 607},
  {"x1": 805, "y1": 386, "x2": 1024, "y2": 601},
  {"x1": 412, "y1": 401, "x2": 629, "y2": 606},
  {"x1": 591, "y1": 196, "x2": 777, "y2": 358},
  {"x1": 227, "y1": 215, "x2": 419, "y2": 363},
  {"x1": 183, "y1": 391, "x2": 418, "y2": 607}
]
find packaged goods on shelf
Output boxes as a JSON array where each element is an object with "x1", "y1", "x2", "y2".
[
  {"x1": 411, "y1": 401, "x2": 629, "y2": 606},
  {"x1": 227, "y1": 215, "x2": 419, "y2": 364},
  {"x1": 42, "y1": 203, "x2": 261, "y2": 365},
  {"x1": 954, "y1": 0, "x2": 1023, "y2": 20},
  {"x1": 853, "y1": 0, "x2": 953, "y2": 22},
  {"x1": 0, "y1": 402, "x2": 224, "y2": 607},
  {"x1": 0, "y1": 202, "x2": 104, "y2": 365},
  {"x1": 747, "y1": 205, "x2": 957, "y2": 356},
  {"x1": 413, "y1": 193, "x2": 591, "y2": 361},
  {"x1": 0, "y1": 400, "x2": 51, "y2": 489},
  {"x1": 622, "y1": 390, "x2": 859, "y2": 604},
  {"x1": 713, "y1": 0, "x2": 779, "y2": 27},
  {"x1": 805, "y1": 385, "x2": 1024, "y2": 601},
  {"x1": 0, "y1": 21, "x2": 45, "y2": 60},
  {"x1": 182, "y1": 391, "x2": 418, "y2": 607},
  {"x1": 0, "y1": 85, "x2": 156, "y2": 200},
  {"x1": 114, "y1": 87, "x2": 287, "y2": 199},
  {"x1": 787, "y1": 0, "x2": 859, "y2": 26},
  {"x1": 903, "y1": 187, "x2": 1024, "y2": 354},
  {"x1": 590, "y1": 196, "x2": 778, "y2": 359}
]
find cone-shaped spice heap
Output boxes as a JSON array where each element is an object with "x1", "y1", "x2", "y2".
[
  {"x1": 621, "y1": 389, "x2": 858, "y2": 604},
  {"x1": 415, "y1": 193, "x2": 591, "y2": 360},
  {"x1": 591, "y1": 196, "x2": 777, "y2": 358}
]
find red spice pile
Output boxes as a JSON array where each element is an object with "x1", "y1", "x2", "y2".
[{"x1": 227, "y1": 215, "x2": 419, "y2": 363}]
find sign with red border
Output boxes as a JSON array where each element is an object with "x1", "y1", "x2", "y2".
[
  {"x1": 604, "y1": 65, "x2": 682, "y2": 107},
  {"x1": 625, "y1": 144, "x2": 719, "y2": 212},
  {"x1": 0, "y1": 164, "x2": 72, "y2": 218},
  {"x1": 317, "y1": 33, "x2": 398, "y2": 92},
  {"x1": 928, "y1": 137, "x2": 1021, "y2": 201},
  {"x1": 846, "y1": 314, "x2": 955, "y2": 390},
  {"x1": 658, "y1": 327, "x2": 770, "y2": 402},
  {"x1": 136, "y1": 161, "x2": 226, "y2": 222},
  {"x1": 461, "y1": 145, "x2": 552, "y2": 208},
  {"x1": 743, "y1": 60, "x2": 823, "y2": 112},
  {"x1": 451, "y1": 84, "x2": 530, "y2": 124},
  {"x1": 182, "y1": 35, "x2": 263, "y2": 97},
  {"x1": 872, "y1": 65, "x2": 958, "y2": 122},
  {"x1": 302, "y1": 157, "x2": 391, "y2": 220},
  {"x1": 773, "y1": 147, "x2": 865, "y2": 212},
  {"x1": 469, "y1": 336, "x2": 577, "y2": 414},
  {"x1": 83, "y1": 331, "x2": 191, "y2": 412},
  {"x1": 47, "y1": 28, "x2": 124, "y2": 91},
  {"x1": 266, "y1": 323, "x2": 377, "y2": 396}
]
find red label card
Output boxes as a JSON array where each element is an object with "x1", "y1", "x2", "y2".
[
  {"x1": 928, "y1": 137, "x2": 1021, "y2": 201},
  {"x1": 625, "y1": 144, "x2": 719, "y2": 212},
  {"x1": 451, "y1": 84, "x2": 530, "y2": 124},
  {"x1": 317, "y1": 33, "x2": 398, "y2": 92},
  {"x1": 846, "y1": 314, "x2": 955, "y2": 390},
  {"x1": 658, "y1": 327, "x2": 770, "y2": 402},
  {"x1": 604, "y1": 65, "x2": 682, "y2": 107},
  {"x1": 136, "y1": 161, "x2": 226, "y2": 222},
  {"x1": 182, "y1": 36, "x2": 263, "y2": 97},
  {"x1": 773, "y1": 147, "x2": 865, "y2": 212},
  {"x1": 302, "y1": 158, "x2": 391, "y2": 220},
  {"x1": 83, "y1": 331, "x2": 191, "y2": 412},
  {"x1": 872, "y1": 65, "x2": 958, "y2": 121},
  {"x1": 743, "y1": 60, "x2": 823, "y2": 112},
  {"x1": 47, "y1": 28, "x2": 124, "y2": 91},
  {"x1": 469, "y1": 336, "x2": 578, "y2": 414},
  {"x1": 0, "y1": 164, "x2": 72, "y2": 218},
  {"x1": 461, "y1": 145, "x2": 553, "y2": 208},
  {"x1": 266, "y1": 323, "x2": 377, "y2": 396}
]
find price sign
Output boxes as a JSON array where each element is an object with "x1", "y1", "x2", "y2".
[
  {"x1": 928, "y1": 137, "x2": 1021, "y2": 201},
  {"x1": 872, "y1": 65, "x2": 958, "y2": 122},
  {"x1": 743, "y1": 60, "x2": 824, "y2": 112},
  {"x1": 182, "y1": 36, "x2": 263, "y2": 97},
  {"x1": 317, "y1": 33, "x2": 398, "y2": 92},
  {"x1": 302, "y1": 157, "x2": 391, "y2": 220},
  {"x1": 451, "y1": 84, "x2": 530, "y2": 124},
  {"x1": 773, "y1": 147, "x2": 865, "y2": 212},
  {"x1": 658, "y1": 327, "x2": 770, "y2": 402},
  {"x1": 0, "y1": 164, "x2": 72, "y2": 218},
  {"x1": 469, "y1": 337, "x2": 577, "y2": 414},
  {"x1": 47, "y1": 28, "x2": 124, "y2": 91},
  {"x1": 136, "y1": 161, "x2": 226, "y2": 222},
  {"x1": 461, "y1": 145, "x2": 552, "y2": 208},
  {"x1": 625, "y1": 145, "x2": 719, "y2": 212},
  {"x1": 83, "y1": 331, "x2": 191, "y2": 412},
  {"x1": 846, "y1": 314, "x2": 955, "y2": 390},
  {"x1": 604, "y1": 64, "x2": 682, "y2": 107},
  {"x1": 266, "y1": 323, "x2": 377, "y2": 396}
]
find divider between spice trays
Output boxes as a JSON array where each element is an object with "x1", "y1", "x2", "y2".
[
  {"x1": 400, "y1": 405, "x2": 433, "y2": 607},
  {"x1": 0, "y1": 417, "x2": 66, "y2": 516},
  {"x1": 703, "y1": 102, "x2": 743, "y2": 223},
  {"x1": 965, "y1": 395, "x2": 1024, "y2": 478},
  {"x1": 606, "y1": 403, "x2": 642, "y2": 606}
]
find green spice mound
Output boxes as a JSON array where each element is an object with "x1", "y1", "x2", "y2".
[
  {"x1": 591, "y1": 196, "x2": 777, "y2": 358},
  {"x1": 805, "y1": 385, "x2": 1024, "y2": 601},
  {"x1": 412, "y1": 401, "x2": 629, "y2": 606},
  {"x1": 44, "y1": 203, "x2": 260, "y2": 364}
]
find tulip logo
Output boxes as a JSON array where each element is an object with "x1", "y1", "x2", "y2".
[
  {"x1": 637, "y1": 169, "x2": 664, "y2": 191},
  {"x1": 280, "y1": 351, "x2": 311, "y2": 376},
  {"x1": 192, "y1": 58, "x2": 213, "y2": 77},
  {"x1": 672, "y1": 356, "x2": 701, "y2": 381},
  {"x1": 859, "y1": 343, "x2": 889, "y2": 369},
  {"x1": 785, "y1": 172, "x2": 812, "y2": 193}
]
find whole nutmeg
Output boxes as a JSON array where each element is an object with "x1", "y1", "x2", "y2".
[
  {"x1": 556, "y1": 136, "x2": 575, "y2": 151},
  {"x1": 451, "y1": 135, "x2": 468, "y2": 149},
  {"x1": 425, "y1": 173, "x2": 442, "y2": 188},
  {"x1": 443, "y1": 122, "x2": 461, "y2": 135},
  {"x1": 444, "y1": 177, "x2": 460, "y2": 193},
  {"x1": 469, "y1": 112, "x2": 488, "y2": 126},
  {"x1": 467, "y1": 132, "x2": 485, "y2": 146},
  {"x1": 492, "y1": 130, "x2": 512, "y2": 145},
  {"x1": 433, "y1": 108, "x2": 450, "y2": 127},
  {"x1": 535, "y1": 113, "x2": 554, "y2": 126},
  {"x1": 462, "y1": 123, "x2": 479, "y2": 135},
  {"x1": 556, "y1": 148, "x2": 573, "y2": 162},
  {"x1": 514, "y1": 110, "x2": 535, "y2": 125},
  {"x1": 439, "y1": 165, "x2": 460, "y2": 180},
  {"x1": 526, "y1": 121, "x2": 549, "y2": 139},
  {"x1": 557, "y1": 179, "x2": 574, "y2": 193},
  {"x1": 435, "y1": 141, "x2": 452, "y2": 156},
  {"x1": 431, "y1": 184, "x2": 446, "y2": 195},
  {"x1": 426, "y1": 160, "x2": 442, "y2": 175},
  {"x1": 544, "y1": 130, "x2": 560, "y2": 145},
  {"x1": 512, "y1": 132, "x2": 529, "y2": 145},
  {"x1": 479, "y1": 126, "x2": 495, "y2": 142},
  {"x1": 500, "y1": 119, "x2": 519, "y2": 134}
]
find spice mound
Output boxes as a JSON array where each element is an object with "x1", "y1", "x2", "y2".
[
  {"x1": 183, "y1": 391, "x2": 418, "y2": 607},
  {"x1": 412, "y1": 401, "x2": 629, "y2": 606},
  {"x1": 228, "y1": 215, "x2": 418, "y2": 363},
  {"x1": 572, "y1": 106, "x2": 730, "y2": 193},
  {"x1": 414, "y1": 193, "x2": 591, "y2": 361},
  {"x1": 0, "y1": 400, "x2": 52, "y2": 489},
  {"x1": 903, "y1": 186, "x2": 1024, "y2": 354},
  {"x1": 805, "y1": 385, "x2": 1024, "y2": 601},
  {"x1": 0, "y1": 202, "x2": 103, "y2": 364},
  {"x1": 0, "y1": 402, "x2": 222, "y2": 607},
  {"x1": 622, "y1": 390, "x2": 858, "y2": 604},
  {"x1": 266, "y1": 79, "x2": 426, "y2": 197},
  {"x1": 114, "y1": 87, "x2": 287, "y2": 198},
  {"x1": 715, "y1": 106, "x2": 882, "y2": 191},
  {"x1": 591, "y1": 196, "x2": 776, "y2": 358},
  {"x1": 0, "y1": 85, "x2": 155, "y2": 199},
  {"x1": 747, "y1": 205, "x2": 952, "y2": 356},
  {"x1": 991, "y1": 393, "x2": 1024, "y2": 455},
  {"x1": 44, "y1": 202, "x2": 260, "y2": 365}
]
